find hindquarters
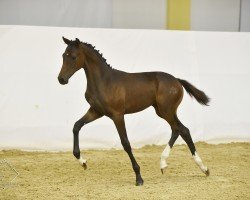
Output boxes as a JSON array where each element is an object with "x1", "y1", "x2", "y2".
[{"x1": 154, "y1": 73, "x2": 183, "y2": 124}]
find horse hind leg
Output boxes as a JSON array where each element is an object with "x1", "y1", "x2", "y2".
[
  {"x1": 175, "y1": 117, "x2": 210, "y2": 176},
  {"x1": 158, "y1": 114, "x2": 180, "y2": 174},
  {"x1": 160, "y1": 129, "x2": 179, "y2": 174},
  {"x1": 156, "y1": 108, "x2": 209, "y2": 176},
  {"x1": 155, "y1": 81, "x2": 209, "y2": 175},
  {"x1": 154, "y1": 78, "x2": 184, "y2": 173},
  {"x1": 153, "y1": 105, "x2": 179, "y2": 173}
]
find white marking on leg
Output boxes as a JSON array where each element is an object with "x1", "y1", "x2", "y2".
[
  {"x1": 193, "y1": 152, "x2": 207, "y2": 173},
  {"x1": 160, "y1": 144, "x2": 171, "y2": 169},
  {"x1": 78, "y1": 156, "x2": 87, "y2": 165}
]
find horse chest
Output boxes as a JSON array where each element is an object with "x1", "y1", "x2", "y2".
[{"x1": 85, "y1": 92, "x2": 107, "y2": 113}]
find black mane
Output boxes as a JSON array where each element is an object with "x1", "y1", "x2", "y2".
[
  {"x1": 68, "y1": 38, "x2": 113, "y2": 69},
  {"x1": 82, "y1": 42, "x2": 113, "y2": 69}
]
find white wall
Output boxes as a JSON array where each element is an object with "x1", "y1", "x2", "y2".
[
  {"x1": 0, "y1": 26, "x2": 249, "y2": 150},
  {"x1": 191, "y1": 0, "x2": 240, "y2": 31}
]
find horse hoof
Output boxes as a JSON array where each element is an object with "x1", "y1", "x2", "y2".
[
  {"x1": 161, "y1": 166, "x2": 167, "y2": 174},
  {"x1": 136, "y1": 180, "x2": 144, "y2": 186},
  {"x1": 82, "y1": 162, "x2": 87, "y2": 170},
  {"x1": 205, "y1": 169, "x2": 210, "y2": 176}
]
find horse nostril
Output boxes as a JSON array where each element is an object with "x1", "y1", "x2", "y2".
[{"x1": 58, "y1": 77, "x2": 67, "y2": 85}]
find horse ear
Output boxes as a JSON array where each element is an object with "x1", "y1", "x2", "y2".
[
  {"x1": 75, "y1": 38, "x2": 80, "y2": 45},
  {"x1": 62, "y1": 36, "x2": 71, "y2": 45}
]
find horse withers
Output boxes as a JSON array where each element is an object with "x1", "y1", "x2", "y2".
[{"x1": 58, "y1": 37, "x2": 210, "y2": 186}]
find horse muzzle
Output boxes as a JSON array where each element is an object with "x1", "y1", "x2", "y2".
[{"x1": 58, "y1": 76, "x2": 68, "y2": 85}]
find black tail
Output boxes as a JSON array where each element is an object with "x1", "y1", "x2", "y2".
[{"x1": 178, "y1": 78, "x2": 210, "y2": 106}]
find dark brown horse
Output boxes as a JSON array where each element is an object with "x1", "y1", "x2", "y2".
[{"x1": 58, "y1": 37, "x2": 210, "y2": 186}]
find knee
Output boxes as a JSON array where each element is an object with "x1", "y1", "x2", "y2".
[{"x1": 73, "y1": 121, "x2": 85, "y2": 134}]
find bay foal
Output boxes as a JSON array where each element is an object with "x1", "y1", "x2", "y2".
[{"x1": 58, "y1": 37, "x2": 210, "y2": 186}]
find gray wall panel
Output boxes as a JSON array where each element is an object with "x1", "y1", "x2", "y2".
[
  {"x1": 191, "y1": 0, "x2": 240, "y2": 31},
  {"x1": 0, "y1": 0, "x2": 112, "y2": 28},
  {"x1": 112, "y1": 0, "x2": 166, "y2": 29},
  {"x1": 240, "y1": 0, "x2": 250, "y2": 31}
]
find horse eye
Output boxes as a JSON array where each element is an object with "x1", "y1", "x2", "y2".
[{"x1": 72, "y1": 56, "x2": 76, "y2": 60}]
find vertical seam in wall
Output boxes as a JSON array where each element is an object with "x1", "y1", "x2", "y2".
[
  {"x1": 166, "y1": 0, "x2": 169, "y2": 29},
  {"x1": 239, "y1": 0, "x2": 242, "y2": 32}
]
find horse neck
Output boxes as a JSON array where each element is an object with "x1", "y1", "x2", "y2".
[{"x1": 82, "y1": 47, "x2": 112, "y2": 90}]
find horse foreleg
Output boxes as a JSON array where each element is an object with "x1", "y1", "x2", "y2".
[
  {"x1": 73, "y1": 107, "x2": 103, "y2": 169},
  {"x1": 112, "y1": 115, "x2": 144, "y2": 186}
]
